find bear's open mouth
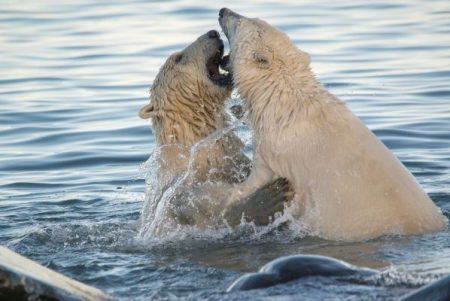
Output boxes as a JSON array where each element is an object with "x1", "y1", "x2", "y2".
[{"x1": 206, "y1": 43, "x2": 231, "y2": 87}]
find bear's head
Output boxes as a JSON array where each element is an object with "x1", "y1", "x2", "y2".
[
  {"x1": 218, "y1": 8, "x2": 311, "y2": 93},
  {"x1": 139, "y1": 30, "x2": 231, "y2": 120},
  {"x1": 139, "y1": 31, "x2": 232, "y2": 146}
]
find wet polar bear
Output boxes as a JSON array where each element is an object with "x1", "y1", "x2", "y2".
[
  {"x1": 219, "y1": 8, "x2": 447, "y2": 241},
  {"x1": 139, "y1": 30, "x2": 290, "y2": 233}
]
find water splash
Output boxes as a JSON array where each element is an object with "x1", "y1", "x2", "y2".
[{"x1": 137, "y1": 114, "x2": 309, "y2": 244}]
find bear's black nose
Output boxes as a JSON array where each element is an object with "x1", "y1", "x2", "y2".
[
  {"x1": 219, "y1": 8, "x2": 227, "y2": 18},
  {"x1": 207, "y1": 30, "x2": 220, "y2": 39}
]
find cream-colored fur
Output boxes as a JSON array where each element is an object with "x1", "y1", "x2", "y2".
[{"x1": 220, "y1": 9, "x2": 447, "y2": 241}]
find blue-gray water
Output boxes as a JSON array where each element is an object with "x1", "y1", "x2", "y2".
[{"x1": 1, "y1": 0, "x2": 449, "y2": 300}]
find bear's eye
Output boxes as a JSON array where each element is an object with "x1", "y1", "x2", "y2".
[
  {"x1": 255, "y1": 55, "x2": 268, "y2": 65},
  {"x1": 253, "y1": 52, "x2": 270, "y2": 68},
  {"x1": 174, "y1": 54, "x2": 183, "y2": 63}
]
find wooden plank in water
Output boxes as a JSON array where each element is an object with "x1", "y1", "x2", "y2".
[{"x1": 0, "y1": 246, "x2": 111, "y2": 301}]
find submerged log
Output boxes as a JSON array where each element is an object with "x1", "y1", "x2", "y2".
[
  {"x1": 0, "y1": 246, "x2": 110, "y2": 301},
  {"x1": 226, "y1": 254, "x2": 377, "y2": 292}
]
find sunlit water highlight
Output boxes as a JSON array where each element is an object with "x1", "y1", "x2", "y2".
[{"x1": 1, "y1": 0, "x2": 449, "y2": 300}]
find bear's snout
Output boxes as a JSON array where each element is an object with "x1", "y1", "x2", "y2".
[
  {"x1": 207, "y1": 30, "x2": 220, "y2": 39},
  {"x1": 219, "y1": 8, "x2": 241, "y2": 20},
  {"x1": 219, "y1": 8, "x2": 227, "y2": 18},
  {"x1": 218, "y1": 8, "x2": 243, "y2": 41}
]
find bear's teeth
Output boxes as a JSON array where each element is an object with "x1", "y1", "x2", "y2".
[{"x1": 219, "y1": 66, "x2": 228, "y2": 75}]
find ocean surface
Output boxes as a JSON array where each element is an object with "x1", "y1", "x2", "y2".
[{"x1": 1, "y1": 0, "x2": 449, "y2": 300}]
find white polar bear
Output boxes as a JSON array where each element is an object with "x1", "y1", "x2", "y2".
[{"x1": 219, "y1": 8, "x2": 447, "y2": 241}]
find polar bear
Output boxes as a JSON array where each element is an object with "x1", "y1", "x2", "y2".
[
  {"x1": 139, "y1": 30, "x2": 291, "y2": 231},
  {"x1": 218, "y1": 8, "x2": 447, "y2": 241}
]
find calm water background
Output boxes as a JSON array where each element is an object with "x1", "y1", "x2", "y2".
[{"x1": 1, "y1": 0, "x2": 449, "y2": 300}]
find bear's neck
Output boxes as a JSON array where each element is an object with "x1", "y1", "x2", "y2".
[
  {"x1": 238, "y1": 67, "x2": 340, "y2": 135},
  {"x1": 153, "y1": 96, "x2": 226, "y2": 147}
]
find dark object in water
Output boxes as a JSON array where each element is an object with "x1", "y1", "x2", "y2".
[
  {"x1": 400, "y1": 274, "x2": 450, "y2": 301},
  {"x1": 226, "y1": 254, "x2": 376, "y2": 292},
  {"x1": 0, "y1": 246, "x2": 110, "y2": 301},
  {"x1": 227, "y1": 254, "x2": 450, "y2": 301}
]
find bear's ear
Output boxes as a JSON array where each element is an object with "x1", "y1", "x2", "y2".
[
  {"x1": 252, "y1": 51, "x2": 271, "y2": 69},
  {"x1": 139, "y1": 103, "x2": 156, "y2": 119},
  {"x1": 174, "y1": 53, "x2": 184, "y2": 64}
]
